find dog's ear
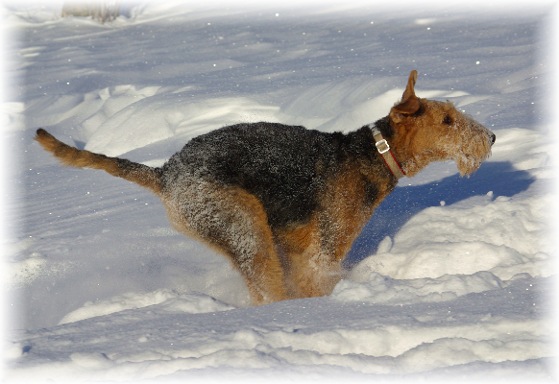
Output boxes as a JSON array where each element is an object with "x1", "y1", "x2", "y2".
[{"x1": 390, "y1": 70, "x2": 420, "y2": 123}]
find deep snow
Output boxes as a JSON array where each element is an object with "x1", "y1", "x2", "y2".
[{"x1": 2, "y1": 1, "x2": 558, "y2": 382}]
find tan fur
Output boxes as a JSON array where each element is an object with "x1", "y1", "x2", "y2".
[
  {"x1": 388, "y1": 71, "x2": 493, "y2": 177},
  {"x1": 276, "y1": 163, "x2": 395, "y2": 299},
  {"x1": 277, "y1": 216, "x2": 323, "y2": 298},
  {"x1": 35, "y1": 129, "x2": 162, "y2": 193},
  {"x1": 160, "y1": 180, "x2": 288, "y2": 304},
  {"x1": 35, "y1": 70, "x2": 495, "y2": 305}
]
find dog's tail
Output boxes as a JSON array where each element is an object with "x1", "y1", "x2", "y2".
[{"x1": 35, "y1": 128, "x2": 163, "y2": 194}]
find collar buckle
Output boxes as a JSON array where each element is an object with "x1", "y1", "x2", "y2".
[
  {"x1": 368, "y1": 124, "x2": 406, "y2": 179},
  {"x1": 375, "y1": 138, "x2": 390, "y2": 154}
]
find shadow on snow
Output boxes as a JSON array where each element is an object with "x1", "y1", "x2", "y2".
[{"x1": 344, "y1": 161, "x2": 535, "y2": 268}]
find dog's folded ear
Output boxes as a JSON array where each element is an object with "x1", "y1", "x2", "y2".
[{"x1": 390, "y1": 69, "x2": 421, "y2": 122}]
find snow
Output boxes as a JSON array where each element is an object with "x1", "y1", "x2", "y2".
[{"x1": 2, "y1": 1, "x2": 557, "y2": 382}]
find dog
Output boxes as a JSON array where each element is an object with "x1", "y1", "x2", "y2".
[{"x1": 35, "y1": 70, "x2": 495, "y2": 304}]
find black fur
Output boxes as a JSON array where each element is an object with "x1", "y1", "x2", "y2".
[
  {"x1": 162, "y1": 121, "x2": 390, "y2": 229},
  {"x1": 374, "y1": 116, "x2": 394, "y2": 138}
]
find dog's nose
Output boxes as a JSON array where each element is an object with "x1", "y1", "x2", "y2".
[{"x1": 490, "y1": 133, "x2": 496, "y2": 146}]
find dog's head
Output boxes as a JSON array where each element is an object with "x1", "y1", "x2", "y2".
[{"x1": 388, "y1": 70, "x2": 495, "y2": 177}]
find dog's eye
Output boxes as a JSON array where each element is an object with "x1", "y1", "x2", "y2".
[{"x1": 443, "y1": 115, "x2": 453, "y2": 125}]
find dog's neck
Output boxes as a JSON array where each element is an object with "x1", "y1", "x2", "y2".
[{"x1": 367, "y1": 121, "x2": 406, "y2": 179}]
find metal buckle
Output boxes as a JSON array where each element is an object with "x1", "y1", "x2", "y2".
[{"x1": 375, "y1": 139, "x2": 390, "y2": 154}]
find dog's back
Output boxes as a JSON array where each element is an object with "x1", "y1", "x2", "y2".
[{"x1": 161, "y1": 122, "x2": 380, "y2": 229}]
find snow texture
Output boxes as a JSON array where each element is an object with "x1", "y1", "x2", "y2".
[{"x1": 2, "y1": 1, "x2": 557, "y2": 383}]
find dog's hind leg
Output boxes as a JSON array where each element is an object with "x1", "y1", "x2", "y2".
[{"x1": 162, "y1": 180, "x2": 288, "y2": 305}]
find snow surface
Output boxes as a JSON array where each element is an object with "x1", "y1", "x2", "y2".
[{"x1": 2, "y1": 1, "x2": 558, "y2": 382}]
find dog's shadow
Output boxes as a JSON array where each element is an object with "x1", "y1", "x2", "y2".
[{"x1": 345, "y1": 161, "x2": 535, "y2": 267}]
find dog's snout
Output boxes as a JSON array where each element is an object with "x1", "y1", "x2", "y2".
[{"x1": 490, "y1": 133, "x2": 496, "y2": 146}]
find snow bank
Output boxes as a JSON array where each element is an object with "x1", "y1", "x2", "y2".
[
  {"x1": 59, "y1": 289, "x2": 235, "y2": 325},
  {"x1": 351, "y1": 181, "x2": 551, "y2": 282}
]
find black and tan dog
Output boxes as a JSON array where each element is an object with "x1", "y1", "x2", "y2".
[{"x1": 35, "y1": 70, "x2": 495, "y2": 304}]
